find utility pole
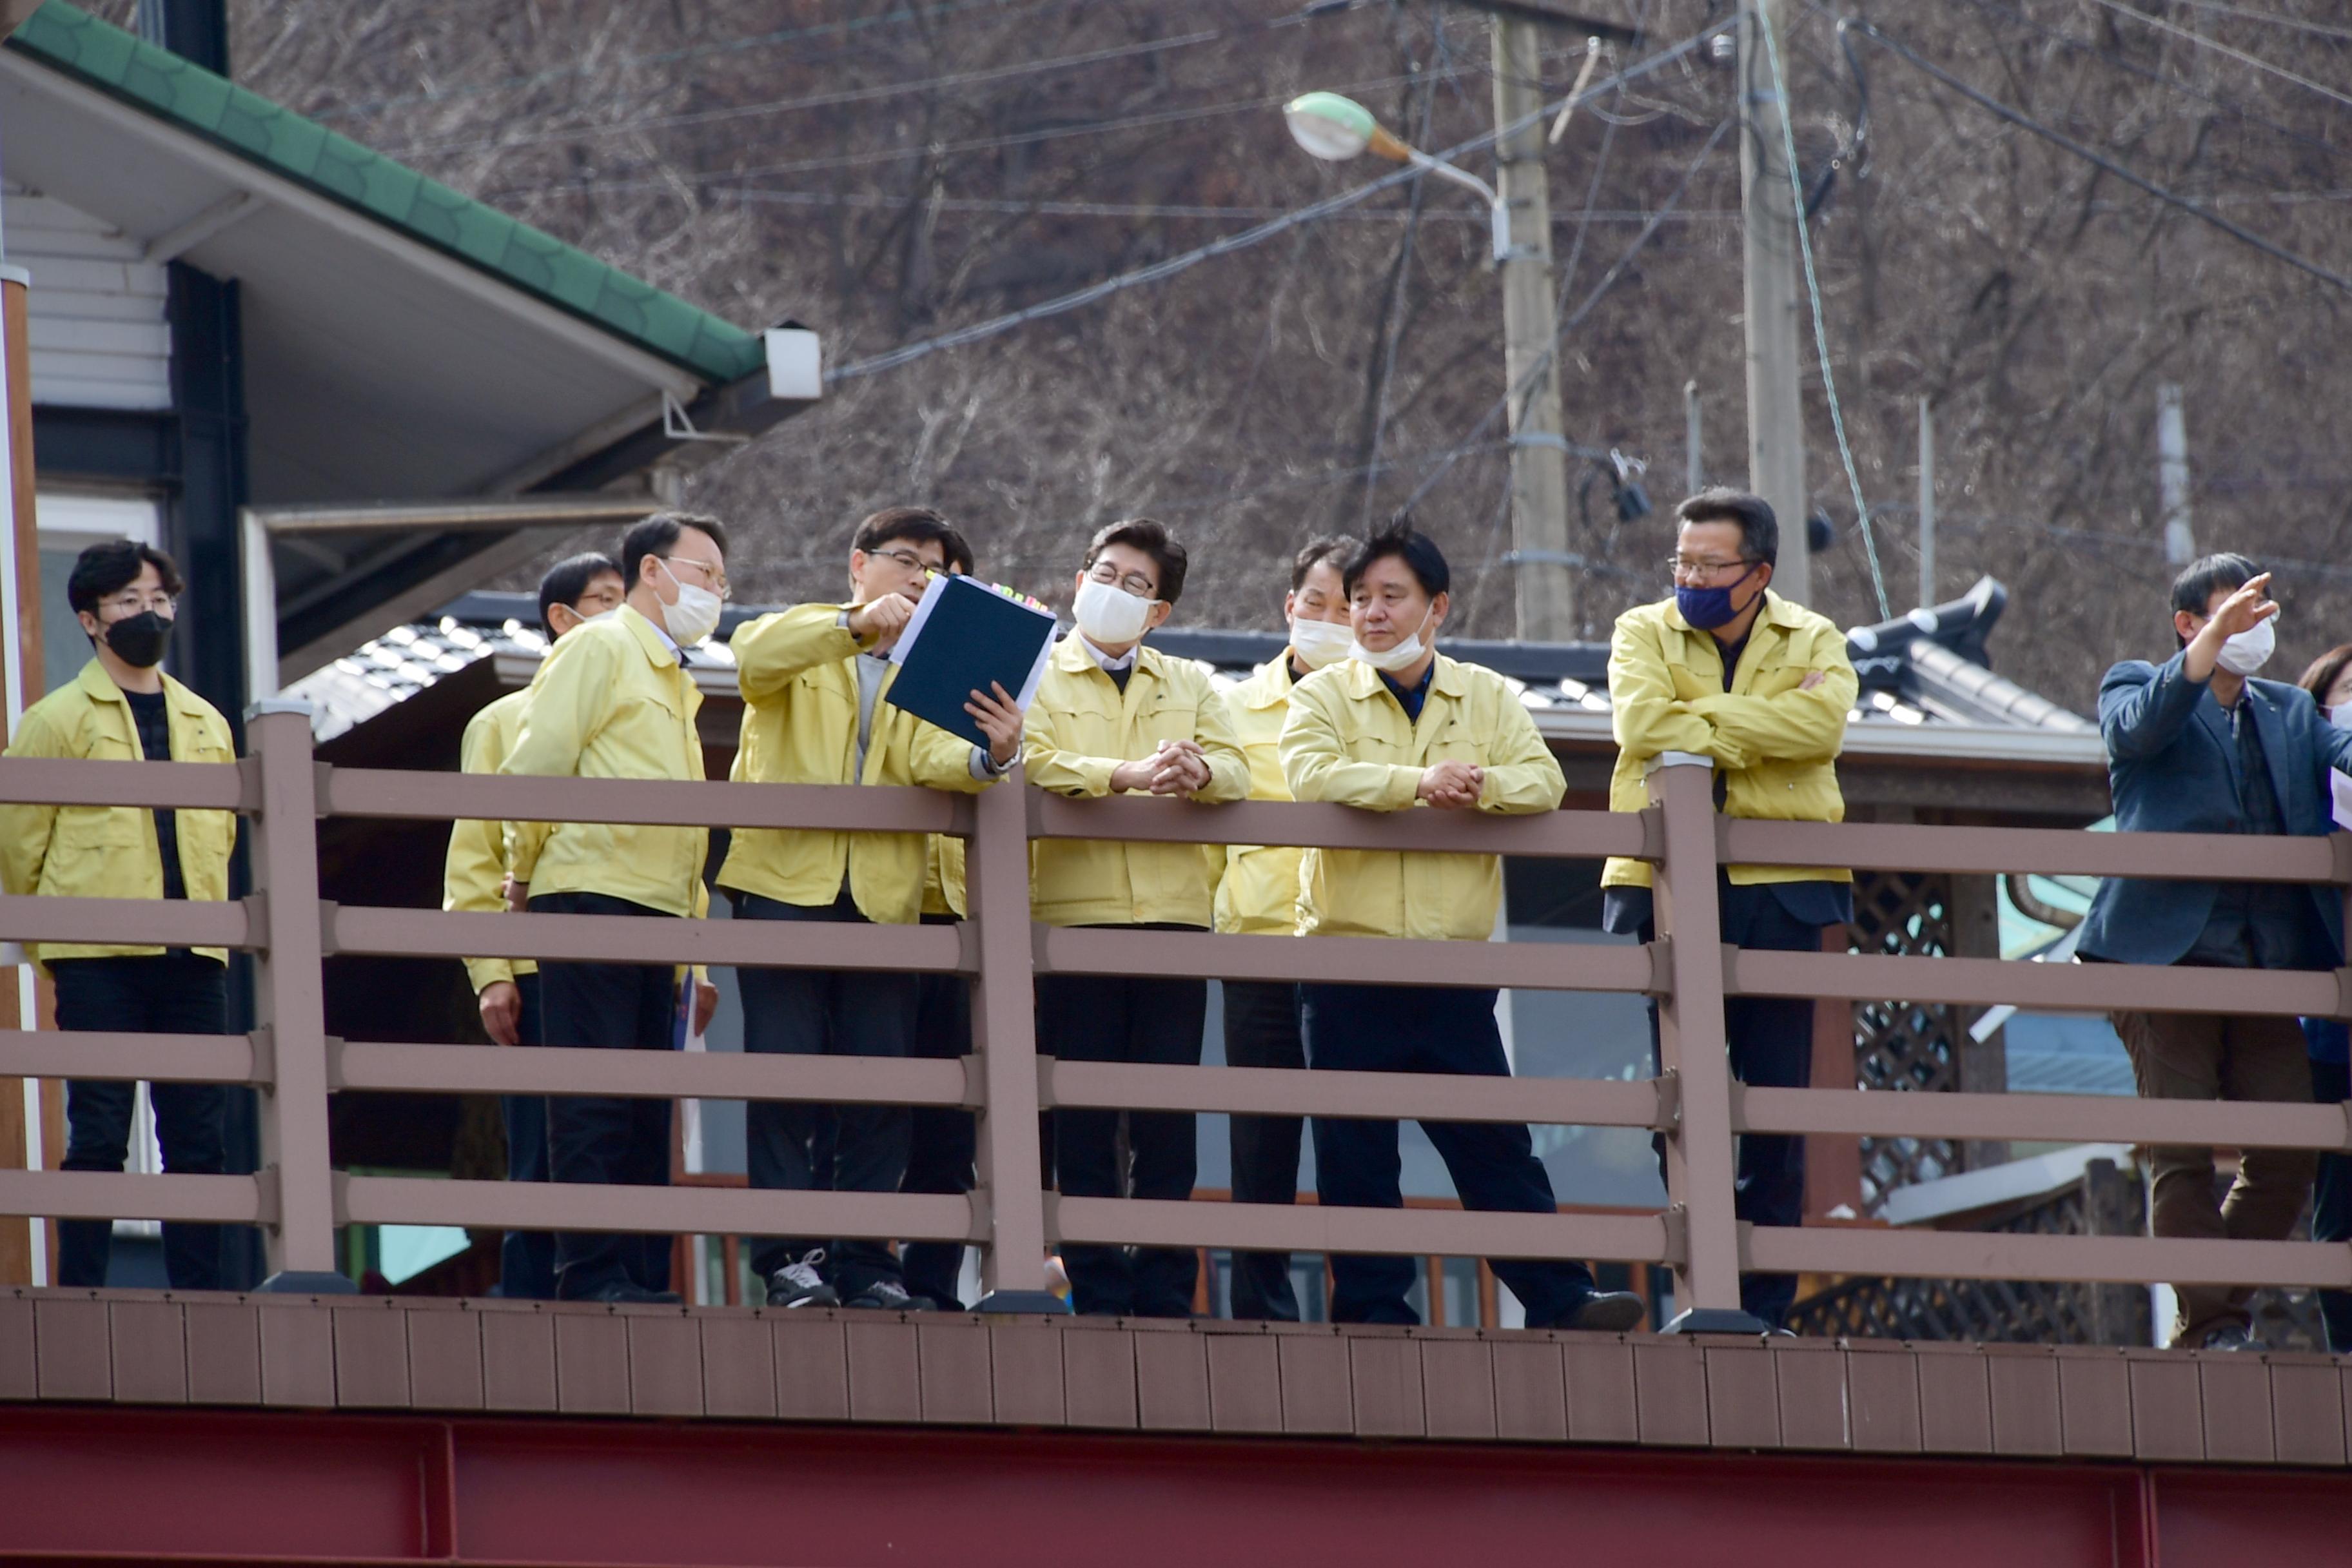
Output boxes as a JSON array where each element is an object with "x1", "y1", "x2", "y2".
[
  {"x1": 1491, "y1": 14, "x2": 1576, "y2": 641},
  {"x1": 1916, "y1": 397, "x2": 1935, "y2": 609},
  {"x1": 1738, "y1": 0, "x2": 1809, "y2": 603},
  {"x1": 2157, "y1": 383, "x2": 2193, "y2": 565},
  {"x1": 1685, "y1": 380, "x2": 1704, "y2": 495}
]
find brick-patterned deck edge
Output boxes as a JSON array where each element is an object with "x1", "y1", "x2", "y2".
[{"x1": 5, "y1": 1289, "x2": 2347, "y2": 1466}]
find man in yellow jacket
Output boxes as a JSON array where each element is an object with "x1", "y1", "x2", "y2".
[
  {"x1": 1280, "y1": 525, "x2": 1643, "y2": 1331},
  {"x1": 1603, "y1": 488, "x2": 1857, "y2": 1330},
  {"x1": 442, "y1": 550, "x2": 622, "y2": 1300},
  {"x1": 717, "y1": 507, "x2": 1021, "y2": 1312},
  {"x1": 500, "y1": 512, "x2": 727, "y2": 1304},
  {"x1": 1026, "y1": 518, "x2": 1248, "y2": 1316},
  {"x1": 1213, "y1": 533, "x2": 1353, "y2": 1320},
  {"x1": 1, "y1": 540, "x2": 236, "y2": 1291}
]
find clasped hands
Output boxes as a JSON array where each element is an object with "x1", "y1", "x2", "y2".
[{"x1": 1110, "y1": 738, "x2": 1213, "y2": 797}]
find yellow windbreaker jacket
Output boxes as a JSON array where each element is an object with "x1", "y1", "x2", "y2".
[
  {"x1": 1023, "y1": 636, "x2": 1248, "y2": 928},
  {"x1": 1214, "y1": 652, "x2": 1308, "y2": 937},
  {"x1": 716, "y1": 602, "x2": 990, "y2": 926},
  {"x1": 501, "y1": 605, "x2": 710, "y2": 919},
  {"x1": 0, "y1": 660, "x2": 236, "y2": 968},
  {"x1": 446, "y1": 688, "x2": 535, "y2": 994},
  {"x1": 1602, "y1": 591, "x2": 1856, "y2": 890},
  {"x1": 1280, "y1": 654, "x2": 1563, "y2": 942}
]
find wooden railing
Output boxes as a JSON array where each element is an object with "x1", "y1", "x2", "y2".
[{"x1": 3, "y1": 702, "x2": 2348, "y2": 1318}]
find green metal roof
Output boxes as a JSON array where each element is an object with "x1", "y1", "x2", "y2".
[{"x1": 6, "y1": 1, "x2": 765, "y2": 384}]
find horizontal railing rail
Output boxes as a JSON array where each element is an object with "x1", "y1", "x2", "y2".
[{"x1": 1, "y1": 718, "x2": 2348, "y2": 1334}]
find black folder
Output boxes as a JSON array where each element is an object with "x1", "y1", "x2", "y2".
[{"x1": 882, "y1": 573, "x2": 1057, "y2": 749}]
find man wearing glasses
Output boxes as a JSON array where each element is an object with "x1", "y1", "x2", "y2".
[
  {"x1": 1602, "y1": 488, "x2": 1857, "y2": 1332},
  {"x1": 1025, "y1": 518, "x2": 1248, "y2": 1316},
  {"x1": 499, "y1": 512, "x2": 727, "y2": 1303},
  {"x1": 1, "y1": 540, "x2": 237, "y2": 1289},
  {"x1": 717, "y1": 507, "x2": 1021, "y2": 1311}
]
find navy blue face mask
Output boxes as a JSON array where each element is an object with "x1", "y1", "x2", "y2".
[{"x1": 1675, "y1": 564, "x2": 1760, "y2": 630}]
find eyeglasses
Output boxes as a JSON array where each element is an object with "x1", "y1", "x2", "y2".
[
  {"x1": 1665, "y1": 554, "x2": 1758, "y2": 583},
  {"x1": 868, "y1": 546, "x2": 940, "y2": 575},
  {"x1": 99, "y1": 590, "x2": 177, "y2": 615},
  {"x1": 1086, "y1": 564, "x2": 1158, "y2": 599},
  {"x1": 660, "y1": 556, "x2": 731, "y2": 601}
]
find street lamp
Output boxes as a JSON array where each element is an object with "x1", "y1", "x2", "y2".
[{"x1": 1282, "y1": 92, "x2": 1509, "y2": 262}]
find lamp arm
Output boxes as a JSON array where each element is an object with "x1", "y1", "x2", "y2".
[{"x1": 1405, "y1": 149, "x2": 1510, "y2": 262}]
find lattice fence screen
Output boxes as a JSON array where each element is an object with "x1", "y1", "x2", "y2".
[{"x1": 1847, "y1": 870, "x2": 1966, "y2": 1211}]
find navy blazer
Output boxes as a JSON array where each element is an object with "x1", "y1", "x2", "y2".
[{"x1": 2076, "y1": 649, "x2": 2352, "y2": 966}]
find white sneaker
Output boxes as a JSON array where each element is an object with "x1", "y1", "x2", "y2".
[{"x1": 765, "y1": 1249, "x2": 839, "y2": 1308}]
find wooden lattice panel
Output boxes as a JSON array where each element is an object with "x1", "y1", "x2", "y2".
[{"x1": 1847, "y1": 871, "x2": 1967, "y2": 1211}]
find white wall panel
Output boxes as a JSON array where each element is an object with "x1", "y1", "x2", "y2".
[{"x1": 5, "y1": 184, "x2": 171, "y2": 411}]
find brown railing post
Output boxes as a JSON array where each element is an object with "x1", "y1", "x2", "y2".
[
  {"x1": 966, "y1": 765, "x2": 1061, "y2": 1312},
  {"x1": 245, "y1": 701, "x2": 350, "y2": 1293},
  {"x1": 1645, "y1": 752, "x2": 1758, "y2": 1331}
]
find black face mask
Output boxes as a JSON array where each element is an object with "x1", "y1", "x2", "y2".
[{"x1": 101, "y1": 611, "x2": 172, "y2": 669}]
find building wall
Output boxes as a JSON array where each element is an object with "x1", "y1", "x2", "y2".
[{"x1": 5, "y1": 186, "x2": 172, "y2": 411}]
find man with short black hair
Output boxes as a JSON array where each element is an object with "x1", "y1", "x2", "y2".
[
  {"x1": 719, "y1": 506, "x2": 1021, "y2": 1312},
  {"x1": 1214, "y1": 533, "x2": 1353, "y2": 1320},
  {"x1": 2079, "y1": 554, "x2": 2352, "y2": 1350},
  {"x1": 500, "y1": 512, "x2": 727, "y2": 1303},
  {"x1": 1603, "y1": 488, "x2": 1857, "y2": 1331},
  {"x1": 1026, "y1": 517, "x2": 1249, "y2": 1317},
  {"x1": 1281, "y1": 524, "x2": 1642, "y2": 1331},
  {"x1": 443, "y1": 551, "x2": 622, "y2": 1300},
  {"x1": 2, "y1": 539, "x2": 237, "y2": 1289}
]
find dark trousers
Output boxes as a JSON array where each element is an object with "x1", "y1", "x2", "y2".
[
  {"x1": 532, "y1": 892, "x2": 678, "y2": 1301},
  {"x1": 498, "y1": 972, "x2": 556, "y2": 1300},
  {"x1": 1637, "y1": 887, "x2": 1821, "y2": 1329},
  {"x1": 902, "y1": 913, "x2": 976, "y2": 1308},
  {"x1": 1302, "y1": 981, "x2": 1598, "y2": 1328},
  {"x1": 2313, "y1": 1057, "x2": 2352, "y2": 1353},
  {"x1": 734, "y1": 888, "x2": 916, "y2": 1297},
  {"x1": 52, "y1": 953, "x2": 228, "y2": 1291},
  {"x1": 1222, "y1": 979, "x2": 1304, "y2": 1321},
  {"x1": 1038, "y1": 934, "x2": 1206, "y2": 1318}
]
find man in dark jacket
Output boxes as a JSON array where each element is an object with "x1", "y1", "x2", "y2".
[{"x1": 2078, "y1": 554, "x2": 2352, "y2": 1350}]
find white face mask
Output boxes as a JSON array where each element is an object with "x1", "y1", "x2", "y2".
[
  {"x1": 1349, "y1": 608, "x2": 1436, "y2": 673},
  {"x1": 660, "y1": 576, "x2": 723, "y2": 647},
  {"x1": 1073, "y1": 576, "x2": 1155, "y2": 646},
  {"x1": 2329, "y1": 702, "x2": 2352, "y2": 732},
  {"x1": 2215, "y1": 614, "x2": 2275, "y2": 677},
  {"x1": 1289, "y1": 618, "x2": 1353, "y2": 671}
]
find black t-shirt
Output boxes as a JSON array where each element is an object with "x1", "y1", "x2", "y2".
[{"x1": 123, "y1": 689, "x2": 187, "y2": 901}]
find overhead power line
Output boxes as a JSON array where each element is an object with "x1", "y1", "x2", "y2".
[
  {"x1": 2166, "y1": 0, "x2": 2352, "y2": 44},
  {"x1": 1765, "y1": 15, "x2": 1890, "y2": 620},
  {"x1": 389, "y1": 22, "x2": 1250, "y2": 159},
  {"x1": 1843, "y1": 20, "x2": 2352, "y2": 297},
  {"x1": 2080, "y1": 0, "x2": 2352, "y2": 111},
  {"x1": 820, "y1": 22, "x2": 1734, "y2": 386}
]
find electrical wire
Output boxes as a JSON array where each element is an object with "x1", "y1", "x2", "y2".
[
  {"x1": 1845, "y1": 20, "x2": 2352, "y2": 297},
  {"x1": 481, "y1": 63, "x2": 1458, "y2": 202},
  {"x1": 318, "y1": 0, "x2": 1353, "y2": 125},
  {"x1": 689, "y1": 188, "x2": 1743, "y2": 222},
  {"x1": 1941, "y1": 0, "x2": 2344, "y2": 160},
  {"x1": 386, "y1": 23, "x2": 1234, "y2": 158},
  {"x1": 821, "y1": 23, "x2": 1735, "y2": 386},
  {"x1": 1387, "y1": 110, "x2": 1738, "y2": 524},
  {"x1": 2166, "y1": 0, "x2": 2352, "y2": 44},
  {"x1": 2079, "y1": 0, "x2": 2352, "y2": 112},
  {"x1": 1763, "y1": 15, "x2": 1891, "y2": 620}
]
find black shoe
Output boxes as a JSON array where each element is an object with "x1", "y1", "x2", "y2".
[
  {"x1": 586, "y1": 1281, "x2": 681, "y2": 1305},
  {"x1": 1564, "y1": 1290, "x2": 1647, "y2": 1333},
  {"x1": 2195, "y1": 1323, "x2": 2264, "y2": 1352},
  {"x1": 843, "y1": 1279, "x2": 918, "y2": 1311},
  {"x1": 765, "y1": 1250, "x2": 839, "y2": 1309}
]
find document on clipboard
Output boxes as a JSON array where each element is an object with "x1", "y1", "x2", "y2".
[{"x1": 883, "y1": 573, "x2": 1057, "y2": 750}]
